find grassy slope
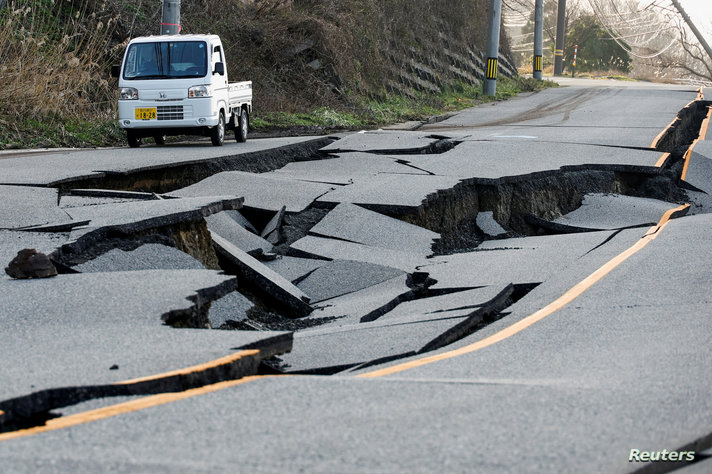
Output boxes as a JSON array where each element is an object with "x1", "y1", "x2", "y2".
[{"x1": 0, "y1": 0, "x2": 554, "y2": 149}]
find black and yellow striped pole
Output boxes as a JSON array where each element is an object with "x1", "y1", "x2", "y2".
[
  {"x1": 483, "y1": 0, "x2": 503, "y2": 96},
  {"x1": 533, "y1": 0, "x2": 543, "y2": 80}
]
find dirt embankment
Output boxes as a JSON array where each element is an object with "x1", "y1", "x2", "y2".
[{"x1": 0, "y1": 0, "x2": 515, "y2": 123}]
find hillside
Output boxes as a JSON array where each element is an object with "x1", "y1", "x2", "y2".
[{"x1": 0, "y1": 0, "x2": 533, "y2": 148}]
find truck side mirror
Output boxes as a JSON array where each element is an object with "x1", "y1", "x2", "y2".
[
  {"x1": 111, "y1": 65, "x2": 121, "y2": 78},
  {"x1": 213, "y1": 62, "x2": 225, "y2": 76}
]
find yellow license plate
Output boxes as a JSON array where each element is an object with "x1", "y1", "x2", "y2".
[{"x1": 135, "y1": 108, "x2": 157, "y2": 120}]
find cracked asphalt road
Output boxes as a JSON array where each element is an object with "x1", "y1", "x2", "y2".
[{"x1": 1, "y1": 78, "x2": 711, "y2": 473}]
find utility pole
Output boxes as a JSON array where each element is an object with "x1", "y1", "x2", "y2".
[
  {"x1": 484, "y1": 0, "x2": 503, "y2": 96},
  {"x1": 670, "y1": 0, "x2": 712, "y2": 64},
  {"x1": 553, "y1": 0, "x2": 566, "y2": 76},
  {"x1": 160, "y1": 0, "x2": 181, "y2": 35},
  {"x1": 533, "y1": 0, "x2": 544, "y2": 80}
]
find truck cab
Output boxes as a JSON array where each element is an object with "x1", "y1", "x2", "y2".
[{"x1": 113, "y1": 34, "x2": 252, "y2": 147}]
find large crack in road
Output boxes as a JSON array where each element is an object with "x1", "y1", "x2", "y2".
[{"x1": 0, "y1": 87, "x2": 710, "y2": 455}]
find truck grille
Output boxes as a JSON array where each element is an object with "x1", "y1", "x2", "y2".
[{"x1": 157, "y1": 106, "x2": 184, "y2": 121}]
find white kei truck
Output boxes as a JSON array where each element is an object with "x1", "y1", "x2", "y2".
[{"x1": 112, "y1": 34, "x2": 252, "y2": 147}]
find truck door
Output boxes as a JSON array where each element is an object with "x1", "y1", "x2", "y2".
[{"x1": 212, "y1": 44, "x2": 227, "y2": 91}]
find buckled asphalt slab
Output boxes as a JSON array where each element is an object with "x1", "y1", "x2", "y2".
[
  {"x1": 294, "y1": 259, "x2": 404, "y2": 303},
  {"x1": 210, "y1": 232, "x2": 313, "y2": 318},
  {"x1": 263, "y1": 255, "x2": 330, "y2": 283},
  {"x1": 404, "y1": 140, "x2": 669, "y2": 180},
  {"x1": 276, "y1": 284, "x2": 512, "y2": 374},
  {"x1": 319, "y1": 130, "x2": 464, "y2": 154},
  {"x1": 0, "y1": 136, "x2": 324, "y2": 187},
  {"x1": 305, "y1": 273, "x2": 411, "y2": 326},
  {"x1": 0, "y1": 186, "x2": 73, "y2": 231},
  {"x1": 420, "y1": 229, "x2": 625, "y2": 290},
  {"x1": 308, "y1": 202, "x2": 439, "y2": 256},
  {"x1": 205, "y1": 211, "x2": 273, "y2": 256},
  {"x1": 0, "y1": 268, "x2": 292, "y2": 427},
  {"x1": 547, "y1": 193, "x2": 680, "y2": 231},
  {"x1": 265, "y1": 151, "x2": 431, "y2": 186},
  {"x1": 290, "y1": 234, "x2": 429, "y2": 273},
  {"x1": 169, "y1": 170, "x2": 333, "y2": 213},
  {"x1": 72, "y1": 244, "x2": 206, "y2": 273}
]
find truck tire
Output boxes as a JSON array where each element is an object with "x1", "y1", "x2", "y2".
[
  {"x1": 211, "y1": 112, "x2": 225, "y2": 146},
  {"x1": 235, "y1": 108, "x2": 248, "y2": 143},
  {"x1": 127, "y1": 131, "x2": 141, "y2": 148}
]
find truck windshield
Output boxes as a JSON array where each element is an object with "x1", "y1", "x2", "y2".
[{"x1": 123, "y1": 41, "x2": 208, "y2": 79}]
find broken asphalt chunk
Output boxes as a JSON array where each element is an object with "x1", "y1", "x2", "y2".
[
  {"x1": 206, "y1": 211, "x2": 273, "y2": 256},
  {"x1": 261, "y1": 205, "x2": 286, "y2": 245},
  {"x1": 309, "y1": 202, "x2": 439, "y2": 256},
  {"x1": 211, "y1": 232, "x2": 313, "y2": 318},
  {"x1": 290, "y1": 235, "x2": 427, "y2": 273},
  {"x1": 72, "y1": 244, "x2": 206, "y2": 273},
  {"x1": 476, "y1": 211, "x2": 508, "y2": 237},
  {"x1": 552, "y1": 194, "x2": 679, "y2": 231},
  {"x1": 295, "y1": 260, "x2": 404, "y2": 303}
]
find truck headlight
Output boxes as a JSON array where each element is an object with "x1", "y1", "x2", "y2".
[
  {"x1": 188, "y1": 85, "x2": 211, "y2": 98},
  {"x1": 119, "y1": 87, "x2": 139, "y2": 100}
]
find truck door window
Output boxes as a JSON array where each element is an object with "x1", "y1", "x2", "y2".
[{"x1": 212, "y1": 45, "x2": 224, "y2": 73}]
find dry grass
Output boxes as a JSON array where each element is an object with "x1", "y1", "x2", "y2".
[
  {"x1": 0, "y1": 0, "x2": 120, "y2": 122},
  {"x1": 1, "y1": 0, "x2": 507, "y2": 148}
]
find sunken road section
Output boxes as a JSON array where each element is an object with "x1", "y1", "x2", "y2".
[{"x1": 1, "y1": 90, "x2": 709, "y2": 435}]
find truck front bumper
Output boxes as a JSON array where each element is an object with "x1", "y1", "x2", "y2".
[{"x1": 117, "y1": 99, "x2": 220, "y2": 129}]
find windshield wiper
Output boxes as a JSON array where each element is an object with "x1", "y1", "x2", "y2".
[{"x1": 127, "y1": 74, "x2": 172, "y2": 80}]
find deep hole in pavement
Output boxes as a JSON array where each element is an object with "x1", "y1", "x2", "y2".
[{"x1": 48, "y1": 97, "x2": 708, "y2": 330}]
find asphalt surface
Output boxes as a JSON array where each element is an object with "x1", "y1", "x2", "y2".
[{"x1": 0, "y1": 77, "x2": 710, "y2": 473}]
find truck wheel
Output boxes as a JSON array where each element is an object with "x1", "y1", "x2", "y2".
[
  {"x1": 127, "y1": 131, "x2": 141, "y2": 148},
  {"x1": 154, "y1": 135, "x2": 166, "y2": 146},
  {"x1": 235, "y1": 109, "x2": 248, "y2": 143},
  {"x1": 211, "y1": 112, "x2": 225, "y2": 146}
]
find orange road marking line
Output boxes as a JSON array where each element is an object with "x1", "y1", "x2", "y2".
[
  {"x1": 699, "y1": 106, "x2": 712, "y2": 141},
  {"x1": 115, "y1": 349, "x2": 260, "y2": 385},
  {"x1": 358, "y1": 204, "x2": 690, "y2": 379},
  {"x1": 681, "y1": 141, "x2": 696, "y2": 181},
  {"x1": 654, "y1": 152, "x2": 670, "y2": 168},
  {"x1": 0, "y1": 376, "x2": 275, "y2": 442}
]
